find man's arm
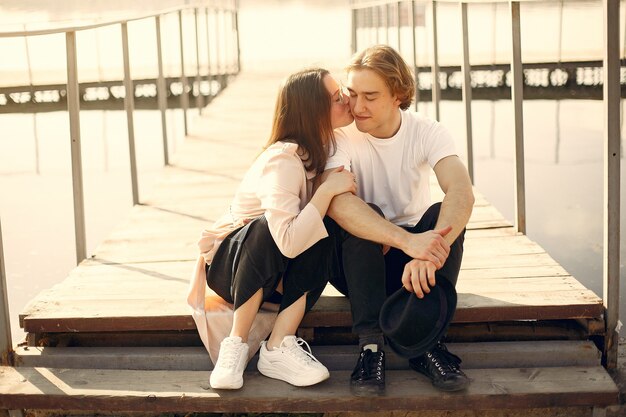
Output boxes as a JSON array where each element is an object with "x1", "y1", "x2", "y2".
[
  {"x1": 402, "y1": 156, "x2": 474, "y2": 296},
  {"x1": 432, "y1": 155, "x2": 475, "y2": 245},
  {"x1": 326, "y1": 177, "x2": 451, "y2": 269}
]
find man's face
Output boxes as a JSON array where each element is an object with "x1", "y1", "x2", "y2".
[{"x1": 346, "y1": 68, "x2": 401, "y2": 138}]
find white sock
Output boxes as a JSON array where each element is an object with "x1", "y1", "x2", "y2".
[{"x1": 363, "y1": 343, "x2": 378, "y2": 352}]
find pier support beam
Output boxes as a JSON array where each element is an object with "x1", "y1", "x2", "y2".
[
  {"x1": 0, "y1": 220, "x2": 12, "y2": 366},
  {"x1": 178, "y1": 10, "x2": 189, "y2": 136},
  {"x1": 461, "y1": 2, "x2": 474, "y2": 184},
  {"x1": 155, "y1": 15, "x2": 169, "y2": 166},
  {"x1": 65, "y1": 31, "x2": 87, "y2": 263},
  {"x1": 121, "y1": 22, "x2": 139, "y2": 206},
  {"x1": 430, "y1": 0, "x2": 441, "y2": 121},
  {"x1": 397, "y1": 1, "x2": 401, "y2": 50},
  {"x1": 602, "y1": 0, "x2": 621, "y2": 370},
  {"x1": 410, "y1": 0, "x2": 420, "y2": 111},
  {"x1": 194, "y1": 8, "x2": 204, "y2": 115},
  {"x1": 234, "y1": 1, "x2": 241, "y2": 73},
  {"x1": 205, "y1": 8, "x2": 213, "y2": 97},
  {"x1": 510, "y1": 1, "x2": 526, "y2": 234}
]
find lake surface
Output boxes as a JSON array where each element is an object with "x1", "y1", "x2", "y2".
[{"x1": 0, "y1": 0, "x2": 625, "y2": 345}]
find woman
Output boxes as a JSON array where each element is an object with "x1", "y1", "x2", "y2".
[{"x1": 189, "y1": 68, "x2": 354, "y2": 390}]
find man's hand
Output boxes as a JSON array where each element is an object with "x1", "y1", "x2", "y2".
[
  {"x1": 402, "y1": 226, "x2": 452, "y2": 269},
  {"x1": 402, "y1": 259, "x2": 437, "y2": 298}
]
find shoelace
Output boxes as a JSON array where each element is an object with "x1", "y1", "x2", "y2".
[
  {"x1": 217, "y1": 339, "x2": 245, "y2": 369},
  {"x1": 355, "y1": 350, "x2": 384, "y2": 380},
  {"x1": 281, "y1": 337, "x2": 319, "y2": 364},
  {"x1": 427, "y1": 344, "x2": 462, "y2": 375}
]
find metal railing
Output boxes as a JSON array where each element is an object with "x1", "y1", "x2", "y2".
[
  {"x1": 0, "y1": 1, "x2": 240, "y2": 363},
  {"x1": 350, "y1": 0, "x2": 621, "y2": 368},
  {"x1": 0, "y1": 0, "x2": 240, "y2": 262}
]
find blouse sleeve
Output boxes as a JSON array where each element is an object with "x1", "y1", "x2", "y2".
[
  {"x1": 325, "y1": 127, "x2": 352, "y2": 171},
  {"x1": 257, "y1": 148, "x2": 329, "y2": 258}
]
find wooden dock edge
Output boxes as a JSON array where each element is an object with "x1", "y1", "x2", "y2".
[{"x1": 0, "y1": 366, "x2": 618, "y2": 414}]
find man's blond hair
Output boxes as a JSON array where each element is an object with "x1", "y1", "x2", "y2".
[{"x1": 347, "y1": 45, "x2": 415, "y2": 111}]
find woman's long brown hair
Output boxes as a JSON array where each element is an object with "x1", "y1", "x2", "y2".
[{"x1": 265, "y1": 68, "x2": 335, "y2": 176}]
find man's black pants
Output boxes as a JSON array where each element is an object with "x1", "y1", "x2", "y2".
[{"x1": 329, "y1": 202, "x2": 465, "y2": 344}]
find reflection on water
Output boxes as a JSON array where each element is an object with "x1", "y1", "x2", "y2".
[
  {"x1": 0, "y1": 109, "x2": 186, "y2": 343},
  {"x1": 436, "y1": 99, "x2": 626, "y2": 313}
]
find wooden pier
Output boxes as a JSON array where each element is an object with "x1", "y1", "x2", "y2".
[{"x1": 0, "y1": 71, "x2": 621, "y2": 415}]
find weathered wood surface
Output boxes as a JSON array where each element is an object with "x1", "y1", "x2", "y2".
[
  {"x1": 0, "y1": 366, "x2": 618, "y2": 412},
  {"x1": 19, "y1": 70, "x2": 604, "y2": 337},
  {"x1": 14, "y1": 340, "x2": 601, "y2": 371}
]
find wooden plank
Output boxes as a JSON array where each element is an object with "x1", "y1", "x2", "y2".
[
  {"x1": 28, "y1": 319, "x2": 590, "y2": 348},
  {"x1": 301, "y1": 296, "x2": 602, "y2": 328},
  {"x1": 21, "y1": 281, "x2": 602, "y2": 333},
  {"x1": 461, "y1": 253, "x2": 561, "y2": 269},
  {"x1": 465, "y1": 226, "x2": 517, "y2": 238},
  {"x1": 13, "y1": 340, "x2": 601, "y2": 371},
  {"x1": 92, "y1": 233, "x2": 555, "y2": 267},
  {"x1": 0, "y1": 366, "x2": 617, "y2": 412},
  {"x1": 26, "y1": 275, "x2": 587, "y2": 301},
  {"x1": 458, "y1": 266, "x2": 570, "y2": 279}
]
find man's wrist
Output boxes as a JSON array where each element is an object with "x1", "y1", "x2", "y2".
[{"x1": 390, "y1": 226, "x2": 410, "y2": 252}]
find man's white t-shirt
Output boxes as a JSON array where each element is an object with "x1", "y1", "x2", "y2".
[{"x1": 326, "y1": 110, "x2": 457, "y2": 227}]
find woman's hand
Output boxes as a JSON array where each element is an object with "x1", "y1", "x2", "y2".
[{"x1": 319, "y1": 166, "x2": 357, "y2": 197}]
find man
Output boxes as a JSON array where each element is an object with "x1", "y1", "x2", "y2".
[{"x1": 325, "y1": 45, "x2": 474, "y2": 394}]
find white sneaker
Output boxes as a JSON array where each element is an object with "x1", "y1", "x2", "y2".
[
  {"x1": 257, "y1": 335, "x2": 330, "y2": 387},
  {"x1": 209, "y1": 336, "x2": 249, "y2": 389}
]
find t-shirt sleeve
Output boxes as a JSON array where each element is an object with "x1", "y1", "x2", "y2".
[
  {"x1": 422, "y1": 120, "x2": 458, "y2": 168},
  {"x1": 325, "y1": 128, "x2": 352, "y2": 171},
  {"x1": 257, "y1": 149, "x2": 328, "y2": 259}
]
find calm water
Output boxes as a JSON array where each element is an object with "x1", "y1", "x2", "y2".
[{"x1": 1, "y1": 0, "x2": 625, "y2": 345}]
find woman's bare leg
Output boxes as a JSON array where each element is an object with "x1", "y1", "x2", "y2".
[
  {"x1": 266, "y1": 292, "x2": 307, "y2": 349},
  {"x1": 230, "y1": 288, "x2": 263, "y2": 342}
]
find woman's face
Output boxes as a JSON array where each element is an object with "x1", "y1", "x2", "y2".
[{"x1": 324, "y1": 74, "x2": 353, "y2": 129}]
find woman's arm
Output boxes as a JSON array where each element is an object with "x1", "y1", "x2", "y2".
[{"x1": 258, "y1": 148, "x2": 354, "y2": 258}]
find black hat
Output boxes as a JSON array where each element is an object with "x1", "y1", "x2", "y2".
[{"x1": 379, "y1": 278, "x2": 457, "y2": 358}]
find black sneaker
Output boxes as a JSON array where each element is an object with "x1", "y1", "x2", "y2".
[
  {"x1": 409, "y1": 342, "x2": 469, "y2": 392},
  {"x1": 350, "y1": 347, "x2": 385, "y2": 396}
]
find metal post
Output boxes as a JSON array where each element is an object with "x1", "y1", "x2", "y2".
[
  {"x1": 234, "y1": 1, "x2": 241, "y2": 73},
  {"x1": 0, "y1": 219, "x2": 13, "y2": 365},
  {"x1": 23, "y1": 31, "x2": 40, "y2": 175},
  {"x1": 205, "y1": 8, "x2": 213, "y2": 97},
  {"x1": 95, "y1": 29, "x2": 110, "y2": 173},
  {"x1": 461, "y1": 2, "x2": 474, "y2": 183},
  {"x1": 385, "y1": 3, "x2": 389, "y2": 44},
  {"x1": 121, "y1": 22, "x2": 139, "y2": 205},
  {"x1": 375, "y1": 6, "x2": 380, "y2": 44},
  {"x1": 178, "y1": 10, "x2": 189, "y2": 136},
  {"x1": 410, "y1": 0, "x2": 419, "y2": 110},
  {"x1": 554, "y1": 0, "x2": 564, "y2": 164},
  {"x1": 430, "y1": 0, "x2": 441, "y2": 121},
  {"x1": 155, "y1": 15, "x2": 169, "y2": 166},
  {"x1": 194, "y1": 8, "x2": 204, "y2": 114},
  {"x1": 366, "y1": 7, "x2": 372, "y2": 45},
  {"x1": 510, "y1": 1, "x2": 526, "y2": 234},
  {"x1": 65, "y1": 31, "x2": 87, "y2": 264},
  {"x1": 215, "y1": 8, "x2": 222, "y2": 77},
  {"x1": 351, "y1": 7, "x2": 358, "y2": 55},
  {"x1": 602, "y1": 0, "x2": 621, "y2": 369},
  {"x1": 397, "y1": 2, "x2": 402, "y2": 50},
  {"x1": 228, "y1": 9, "x2": 235, "y2": 74}
]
